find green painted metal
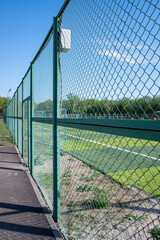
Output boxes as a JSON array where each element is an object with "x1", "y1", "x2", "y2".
[
  {"x1": 57, "y1": 0, "x2": 71, "y2": 17},
  {"x1": 17, "y1": 88, "x2": 19, "y2": 148},
  {"x1": 53, "y1": 16, "x2": 60, "y2": 223},
  {"x1": 4, "y1": 1, "x2": 160, "y2": 239},
  {"x1": 32, "y1": 117, "x2": 53, "y2": 124},
  {"x1": 58, "y1": 120, "x2": 160, "y2": 142},
  {"x1": 28, "y1": 101, "x2": 30, "y2": 169},
  {"x1": 57, "y1": 119, "x2": 160, "y2": 142},
  {"x1": 4, "y1": 116, "x2": 22, "y2": 119},
  {"x1": 57, "y1": 118, "x2": 160, "y2": 131},
  {"x1": 30, "y1": 62, "x2": 34, "y2": 176},
  {"x1": 32, "y1": 117, "x2": 160, "y2": 141},
  {"x1": 23, "y1": 96, "x2": 31, "y2": 103},
  {"x1": 13, "y1": 93, "x2": 16, "y2": 141},
  {"x1": 22, "y1": 79, "x2": 24, "y2": 157}
]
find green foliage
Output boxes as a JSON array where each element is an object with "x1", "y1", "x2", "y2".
[
  {"x1": 80, "y1": 174, "x2": 95, "y2": 182},
  {"x1": 61, "y1": 171, "x2": 72, "y2": 186},
  {"x1": 0, "y1": 119, "x2": 14, "y2": 145},
  {"x1": 36, "y1": 173, "x2": 53, "y2": 189},
  {"x1": 61, "y1": 94, "x2": 160, "y2": 117},
  {"x1": 35, "y1": 99, "x2": 53, "y2": 111},
  {"x1": 32, "y1": 94, "x2": 160, "y2": 118},
  {"x1": 0, "y1": 97, "x2": 8, "y2": 116},
  {"x1": 61, "y1": 171, "x2": 72, "y2": 178},
  {"x1": 150, "y1": 228, "x2": 160, "y2": 239},
  {"x1": 123, "y1": 214, "x2": 140, "y2": 221},
  {"x1": 77, "y1": 184, "x2": 110, "y2": 209},
  {"x1": 34, "y1": 156, "x2": 44, "y2": 166},
  {"x1": 77, "y1": 184, "x2": 93, "y2": 192}
]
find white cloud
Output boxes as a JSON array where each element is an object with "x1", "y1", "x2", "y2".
[{"x1": 98, "y1": 49, "x2": 152, "y2": 64}]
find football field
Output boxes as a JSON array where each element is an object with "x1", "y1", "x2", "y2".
[{"x1": 34, "y1": 122, "x2": 160, "y2": 198}]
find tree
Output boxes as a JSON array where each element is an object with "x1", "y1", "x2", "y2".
[{"x1": 0, "y1": 97, "x2": 8, "y2": 117}]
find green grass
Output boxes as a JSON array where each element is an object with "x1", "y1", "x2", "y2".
[
  {"x1": 36, "y1": 172, "x2": 53, "y2": 189},
  {"x1": 150, "y1": 228, "x2": 160, "y2": 239},
  {"x1": 34, "y1": 125, "x2": 160, "y2": 199},
  {"x1": 108, "y1": 166, "x2": 160, "y2": 199},
  {"x1": 80, "y1": 186, "x2": 110, "y2": 209},
  {"x1": 0, "y1": 119, "x2": 14, "y2": 146}
]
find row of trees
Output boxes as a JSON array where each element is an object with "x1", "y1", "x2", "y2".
[
  {"x1": 0, "y1": 97, "x2": 9, "y2": 117},
  {"x1": 35, "y1": 94, "x2": 160, "y2": 118}
]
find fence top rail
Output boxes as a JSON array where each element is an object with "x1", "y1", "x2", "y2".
[{"x1": 57, "y1": 0, "x2": 71, "y2": 18}]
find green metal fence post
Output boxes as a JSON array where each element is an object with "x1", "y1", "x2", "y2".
[
  {"x1": 30, "y1": 63, "x2": 34, "y2": 176},
  {"x1": 14, "y1": 94, "x2": 15, "y2": 141},
  {"x1": 53, "y1": 16, "x2": 60, "y2": 222},
  {"x1": 17, "y1": 88, "x2": 19, "y2": 149},
  {"x1": 22, "y1": 79, "x2": 24, "y2": 157}
]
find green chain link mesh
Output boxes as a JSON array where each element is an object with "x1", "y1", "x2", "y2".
[
  {"x1": 58, "y1": 0, "x2": 160, "y2": 239},
  {"x1": 4, "y1": 0, "x2": 160, "y2": 239}
]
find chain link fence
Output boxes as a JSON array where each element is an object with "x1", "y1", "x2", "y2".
[{"x1": 4, "y1": 0, "x2": 160, "y2": 239}]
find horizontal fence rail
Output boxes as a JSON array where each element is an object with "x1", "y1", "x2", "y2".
[{"x1": 4, "y1": 0, "x2": 160, "y2": 239}]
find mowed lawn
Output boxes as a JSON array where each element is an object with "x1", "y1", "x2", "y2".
[
  {"x1": 34, "y1": 124, "x2": 160, "y2": 199},
  {"x1": 0, "y1": 119, "x2": 14, "y2": 146}
]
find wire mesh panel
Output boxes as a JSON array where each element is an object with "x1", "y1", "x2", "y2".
[
  {"x1": 23, "y1": 70, "x2": 30, "y2": 165},
  {"x1": 33, "y1": 122, "x2": 53, "y2": 208},
  {"x1": 4, "y1": 0, "x2": 160, "y2": 239},
  {"x1": 60, "y1": 127, "x2": 160, "y2": 239},
  {"x1": 23, "y1": 101, "x2": 29, "y2": 166},
  {"x1": 23, "y1": 71, "x2": 30, "y2": 100},
  {"x1": 60, "y1": 0, "x2": 160, "y2": 120},
  {"x1": 33, "y1": 34, "x2": 53, "y2": 115},
  {"x1": 14, "y1": 93, "x2": 17, "y2": 144},
  {"x1": 18, "y1": 84, "x2": 22, "y2": 153},
  {"x1": 33, "y1": 32, "x2": 53, "y2": 209},
  {"x1": 58, "y1": 0, "x2": 160, "y2": 239}
]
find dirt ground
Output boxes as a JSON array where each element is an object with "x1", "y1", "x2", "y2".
[
  {"x1": 34, "y1": 152, "x2": 159, "y2": 239},
  {"x1": 59, "y1": 154, "x2": 160, "y2": 240}
]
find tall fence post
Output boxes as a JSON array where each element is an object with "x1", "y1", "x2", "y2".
[
  {"x1": 22, "y1": 79, "x2": 24, "y2": 157},
  {"x1": 17, "y1": 88, "x2": 19, "y2": 149},
  {"x1": 53, "y1": 16, "x2": 60, "y2": 222},
  {"x1": 14, "y1": 94, "x2": 15, "y2": 141},
  {"x1": 30, "y1": 63, "x2": 34, "y2": 176}
]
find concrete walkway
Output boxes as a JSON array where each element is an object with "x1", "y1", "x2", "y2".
[{"x1": 0, "y1": 146, "x2": 61, "y2": 240}]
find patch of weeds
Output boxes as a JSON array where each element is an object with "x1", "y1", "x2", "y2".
[
  {"x1": 150, "y1": 228, "x2": 160, "y2": 239},
  {"x1": 63, "y1": 179, "x2": 71, "y2": 186},
  {"x1": 93, "y1": 170, "x2": 101, "y2": 177},
  {"x1": 80, "y1": 174, "x2": 94, "y2": 182},
  {"x1": 77, "y1": 184, "x2": 93, "y2": 192},
  {"x1": 61, "y1": 171, "x2": 72, "y2": 186},
  {"x1": 73, "y1": 212, "x2": 84, "y2": 220},
  {"x1": 82, "y1": 163, "x2": 88, "y2": 167},
  {"x1": 97, "y1": 233, "x2": 105, "y2": 239},
  {"x1": 62, "y1": 171, "x2": 72, "y2": 178},
  {"x1": 34, "y1": 156, "x2": 44, "y2": 166},
  {"x1": 80, "y1": 187, "x2": 110, "y2": 209},
  {"x1": 123, "y1": 214, "x2": 140, "y2": 221},
  {"x1": 70, "y1": 201, "x2": 77, "y2": 211},
  {"x1": 68, "y1": 158, "x2": 75, "y2": 162},
  {"x1": 36, "y1": 173, "x2": 53, "y2": 189}
]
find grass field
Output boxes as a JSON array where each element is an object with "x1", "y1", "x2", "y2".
[
  {"x1": 0, "y1": 119, "x2": 14, "y2": 146},
  {"x1": 33, "y1": 123, "x2": 160, "y2": 199}
]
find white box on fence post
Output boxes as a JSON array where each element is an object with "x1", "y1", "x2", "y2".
[{"x1": 60, "y1": 29, "x2": 71, "y2": 53}]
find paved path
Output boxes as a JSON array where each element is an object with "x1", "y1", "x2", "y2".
[{"x1": 0, "y1": 146, "x2": 57, "y2": 240}]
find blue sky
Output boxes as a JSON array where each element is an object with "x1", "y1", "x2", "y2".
[
  {"x1": 0, "y1": 0, "x2": 65, "y2": 98},
  {"x1": 60, "y1": 0, "x2": 160, "y2": 101},
  {"x1": 1, "y1": 0, "x2": 159, "y2": 103}
]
